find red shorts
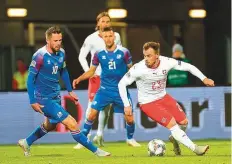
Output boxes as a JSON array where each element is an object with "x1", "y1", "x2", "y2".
[
  {"x1": 88, "y1": 75, "x2": 100, "y2": 101},
  {"x1": 140, "y1": 94, "x2": 186, "y2": 127}
]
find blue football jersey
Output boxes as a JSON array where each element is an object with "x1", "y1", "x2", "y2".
[
  {"x1": 92, "y1": 45, "x2": 132, "y2": 91},
  {"x1": 28, "y1": 46, "x2": 66, "y2": 99}
]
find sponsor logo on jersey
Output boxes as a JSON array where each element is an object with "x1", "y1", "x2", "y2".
[
  {"x1": 47, "y1": 60, "x2": 51, "y2": 64},
  {"x1": 102, "y1": 56, "x2": 106, "y2": 59}
]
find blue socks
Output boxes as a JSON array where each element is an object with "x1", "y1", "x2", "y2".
[
  {"x1": 71, "y1": 130, "x2": 97, "y2": 152},
  {"x1": 126, "y1": 122, "x2": 135, "y2": 139},
  {"x1": 26, "y1": 124, "x2": 47, "y2": 146},
  {"x1": 82, "y1": 119, "x2": 94, "y2": 136}
]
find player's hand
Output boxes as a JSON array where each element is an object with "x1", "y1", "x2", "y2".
[
  {"x1": 72, "y1": 78, "x2": 80, "y2": 89},
  {"x1": 69, "y1": 91, "x2": 79, "y2": 103},
  {"x1": 31, "y1": 103, "x2": 44, "y2": 114},
  {"x1": 203, "y1": 78, "x2": 215, "y2": 86},
  {"x1": 124, "y1": 106, "x2": 133, "y2": 116}
]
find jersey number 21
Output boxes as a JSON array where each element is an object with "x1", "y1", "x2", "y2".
[{"x1": 108, "y1": 61, "x2": 116, "y2": 70}]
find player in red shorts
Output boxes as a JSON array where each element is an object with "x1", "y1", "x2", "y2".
[{"x1": 118, "y1": 41, "x2": 215, "y2": 156}]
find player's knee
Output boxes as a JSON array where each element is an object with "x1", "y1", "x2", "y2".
[
  {"x1": 125, "y1": 115, "x2": 134, "y2": 125},
  {"x1": 43, "y1": 123, "x2": 56, "y2": 131},
  {"x1": 179, "y1": 118, "x2": 188, "y2": 125},
  {"x1": 68, "y1": 120, "x2": 78, "y2": 131},
  {"x1": 87, "y1": 109, "x2": 98, "y2": 121},
  {"x1": 43, "y1": 121, "x2": 57, "y2": 131},
  {"x1": 166, "y1": 117, "x2": 177, "y2": 129}
]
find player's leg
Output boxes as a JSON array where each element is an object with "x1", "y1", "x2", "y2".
[
  {"x1": 114, "y1": 94, "x2": 140, "y2": 147},
  {"x1": 163, "y1": 94, "x2": 188, "y2": 155},
  {"x1": 46, "y1": 99, "x2": 110, "y2": 156},
  {"x1": 140, "y1": 99, "x2": 209, "y2": 156},
  {"x1": 93, "y1": 104, "x2": 112, "y2": 147},
  {"x1": 18, "y1": 100, "x2": 58, "y2": 156},
  {"x1": 62, "y1": 114, "x2": 110, "y2": 156},
  {"x1": 74, "y1": 76, "x2": 100, "y2": 149},
  {"x1": 77, "y1": 89, "x2": 111, "y2": 148},
  {"x1": 73, "y1": 100, "x2": 92, "y2": 149}
]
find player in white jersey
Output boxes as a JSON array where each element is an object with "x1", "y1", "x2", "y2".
[
  {"x1": 74, "y1": 12, "x2": 122, "y2": 149},
  {"x1": 118, "y1": 42, "x2": 215, "y2": 156}
]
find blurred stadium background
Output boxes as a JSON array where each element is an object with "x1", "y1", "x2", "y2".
[{"x1": 0, "y1": 0, "x2": 231, "y2": 163}]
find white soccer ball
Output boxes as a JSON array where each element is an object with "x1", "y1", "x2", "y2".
[{"x1": 147, "y1": 139, "x2": 166, "y2": 156}]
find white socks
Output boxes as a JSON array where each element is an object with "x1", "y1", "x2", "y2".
[
  {"x1": 170, "y1": 125, "x2": 196, "y2": 151},
  {"x1": 96, "y1": 105, "x2": 111, "y2": 137}
]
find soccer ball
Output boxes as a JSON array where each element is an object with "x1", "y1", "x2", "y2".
[{"x1": 147, "y1": 139, "x2": 166, "y2": 156}]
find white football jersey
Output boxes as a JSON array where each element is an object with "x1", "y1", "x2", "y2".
[
  {"x1": 119, "y1": 56, "x2": 207, "y2": 106},
  {"x1": 78, "y1": 31, "x2": 121, "y2": 75}
]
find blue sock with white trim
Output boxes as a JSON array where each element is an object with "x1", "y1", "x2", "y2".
[
  {"x1": 126, "y1": 122, "x2": 135, "y2": 139},
  {"x1": 71, "y1": 130, "x2": 97, "y2": 152},
  {"x1": 82, "y1": 119, "x2": 94, "y2": 136},
  {"x1": 26, "y1": 124, "x2": 48, "y2": 146}
]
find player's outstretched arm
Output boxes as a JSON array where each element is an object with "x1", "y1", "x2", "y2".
[
  {"x1": 72, "y1": 65, "x2": 97, "y2": 89},
  {"x1": 172, "y1": 60, "x2": 214, "y2": 86}
]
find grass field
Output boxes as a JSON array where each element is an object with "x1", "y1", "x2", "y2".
[{"x1": 0, "y1": 140, "x2": 231, "y2": 164}]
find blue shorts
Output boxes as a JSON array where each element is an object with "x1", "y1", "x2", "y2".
[
  {"x1": 37, "y1": 99, "x2": 69, "y2": 124},
  {"x1": 91, "y1": 88, "x2": 132, "y2": 113}
]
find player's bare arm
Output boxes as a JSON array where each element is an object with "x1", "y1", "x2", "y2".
[{"x1": 72, "y1": 65, "x2": 97, "y2": 89}]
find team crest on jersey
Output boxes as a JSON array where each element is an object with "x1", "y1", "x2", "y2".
[
  {"x1": 102, "y1": 56, "x2": 106, "y2": 59},
  {"x1": 47, "y1": 60, "x2": 51, "y2": 64},
  {"x1": 59, "y1": 57, "x2": 63, "y2": 63},
  {"x1": 162, "y1": 70, "x2": 167, "y2": 74},
  {"x1": 116, "y1": 54, "x2": 122, "y2": 59}
]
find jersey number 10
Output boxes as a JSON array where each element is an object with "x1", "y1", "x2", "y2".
[
  {"x1": 108, "y1": 61, "x2": 116, "y2": 70},
  {"x1": 52, "y1": 66, "x2": 59, "y2": 74}
]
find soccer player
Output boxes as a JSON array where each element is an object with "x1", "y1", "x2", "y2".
[
  {"x1": 75, "y1": 12, "x2": 122, "y2": 148},
  {"x1": 118, "y1": 42, "x2": 215, "y2": 156},
  {"x1": 18, "y1": 26, "x2": 110, "y2": 157},
  {"x1": 73, "y1": 27, "x2": 140, "y2": 147}
]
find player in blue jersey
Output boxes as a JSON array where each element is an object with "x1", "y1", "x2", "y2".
[
  {"x1": 72, "y1": 27, "x2": 141, "y2": 147},
  {"x1": 18, "y1": 26, "x2": 110, "y2": 157}
]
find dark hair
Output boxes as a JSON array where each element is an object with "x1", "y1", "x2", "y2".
[
  {"x1": 45, "y1": 26, "x2": 62, "y2": 39},
  {"x1": 95, "y1": 12, "x2": 111, "y2": 30},
  {"x1": 143, "y1": 42, "x2": 160, "y2": 53},
  {"x1": 102, "y1": 27, "x2": 113, "y2": 32}
]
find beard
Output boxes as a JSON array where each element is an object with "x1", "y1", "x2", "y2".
[
  {"x1": 51, "y1": 46, "x2": 60, "y2": 53},
  {"x1": 106, "y1": 43, "x2": 114, "y2": 49}
]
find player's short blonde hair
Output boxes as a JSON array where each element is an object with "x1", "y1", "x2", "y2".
[
  {"x1": 45, "y1": 26, "x2": 62, "y2": 39},
  {"x1": 95, "y1": 12, "x2": 111, "y2": 31},
  {"x1": 143, "y1": 42, "x2": 160, "y2": 54}
]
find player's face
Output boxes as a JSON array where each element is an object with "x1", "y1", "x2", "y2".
[
  {"x1": 143, "y1": 48, "x2": 159, "y2": 68},
  {"x1": 102, "y1": 31, "x2": 115, "y2": 49},
  {"x1": 47, "y1": 33, "x2": 62, "y2": 53},
  {"x1": 98, "y1": 16, "x2": 111, "y2": 31}
]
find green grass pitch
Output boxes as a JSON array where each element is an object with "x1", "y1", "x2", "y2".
[{"x1": 0, "y1": 140, "x2": 230, "y2": 164}]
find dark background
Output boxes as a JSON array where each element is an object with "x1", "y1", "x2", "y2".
[{"x1": 0, "y1": 0, "x2": 230, "y2": 90}]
